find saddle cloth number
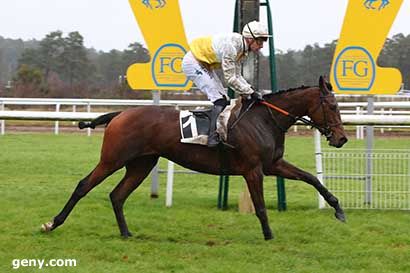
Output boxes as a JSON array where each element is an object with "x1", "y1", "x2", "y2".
[{"x1": 180, "y1": 111, "x2": 199, "y2": 139}]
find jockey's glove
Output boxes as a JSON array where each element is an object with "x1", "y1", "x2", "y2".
[{"x1": 250, "y1": 91, "x2": 264, "y2": 101}]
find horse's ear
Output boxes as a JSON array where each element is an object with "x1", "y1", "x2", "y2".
[
  {"x1": 325, "y1": 82, "x2": 333, "y2": 91},
  {"x1": 319, "y1": 75, "x2": 329, "y2": 94}
]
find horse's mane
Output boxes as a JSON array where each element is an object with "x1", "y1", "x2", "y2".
[
  {"x1": 263, "y1": 85, "x2": 312, "y2": 98},
  {"x1": 263, "y1": 82, "x2": 333, "y2": 99}
]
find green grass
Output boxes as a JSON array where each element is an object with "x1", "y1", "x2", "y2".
[{"x1": 0, "y1": 134, "x2": 409, "y2": 273}]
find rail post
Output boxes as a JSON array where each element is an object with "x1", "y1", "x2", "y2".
[
  {"x1": 1, "y1": 101, "x2": 4, "y2": 135},
  {"x1": 151, "y1": 90, "x2": 161, "y2": 198}
]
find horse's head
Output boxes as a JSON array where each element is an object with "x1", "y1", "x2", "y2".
[{"x1": 307, "y1": 76, "x2": 348, "y2": 148}]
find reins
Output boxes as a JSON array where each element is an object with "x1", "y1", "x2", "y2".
[
  {"x1": 260, "y1": 100, "x2": 333, "y2": 138},
  {"x1": 228, "y1": 94, "x2": 337, "y2": 139},
  {"x1": 228, "y1": 100, "x2": 256, "y2": 130},
  {"x1": 261, "y1": 100, "x2": 312, "y2": 126}
]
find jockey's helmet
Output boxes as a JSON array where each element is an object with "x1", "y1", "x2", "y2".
[{"x1": 242, "y1": 21, "x2": 271, "y2": 40}]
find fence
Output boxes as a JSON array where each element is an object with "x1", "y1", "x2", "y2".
[
  {"x1": 1, "y1": 97, "x2": 410, "y2": 136},
  {"x1": 337, "y1": 101, "x2": 410, "y2": 139},
  {"x1": 321, "y1": 149, "x2": 410, "y2": 210},
  {"x1": 0, "y1": 98, "x2": 212, "y2": 135},
  {"x1": 315, "y1": 122, "x2": 410, "y2": 211},
  {"x1": 2, "y1": 97, "x2": 410, "y2": 209}
]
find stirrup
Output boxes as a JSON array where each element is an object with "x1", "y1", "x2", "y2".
[
  {"x1": 220, "y1": 141, "x2": 235, "y2": 149},
  {"x1": 207, "y1": 133, "x2": 220, "y2": 147}
]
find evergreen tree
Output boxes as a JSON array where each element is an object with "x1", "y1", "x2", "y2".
[
  {"x1": 59, "y1": 31, "x2": 94, "y2": 86},
  {"x1": 38, "y1": 31, "x2": 64, "y2": 80}
]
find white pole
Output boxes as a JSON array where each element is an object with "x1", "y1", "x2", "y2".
[
  {"x1": 72, "y1": 105, "x2": 76, "y2": 126},
  {"x1": 166, "y1": 160, "x2": 174, "y2": 207},
  {"x1": 365, "y1": 96, "x2": 374, "y2": 205},
  {"x1": 1, "y1": 102, "x2": 4, "y2": 135},
  {"x1": 151, "y1": 90, "x2": 161, "y2": 198},
  {"x1": 87, "y1": 103, "x2": 91, "y2": 137},
  {"x1": 54, "y1": 104, "x2": 60, "y2": 135},
  {"x1": 356, "y1": 106, "x2": 360, "y2": 139},
  {"x1": 314, "y1": 129, "x2": 326, "y2": 209}
]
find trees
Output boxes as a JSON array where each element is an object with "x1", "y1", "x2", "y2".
[
  {"x1": 12, "y1": 64, "x2": 44, "y2": 97},
  {"x1": 3, "y1": 31, "x2": 408, "y2": 97},
  {"x1": 274, "y1": 49, "x2": 302, "y2": 89},
  {"x1": 59, "y1": 31, "x2": 94, "y2": 86},
  {"x1": 14, "y1": 64, "x2": 43, "y2": 85},
  {"x1": 95, "y1": 42, "x2": 150, "y2": 85},
  {"x1": 11, "y1": 31, "x2": 151, "y2": 97},
  {"x1": 38, "y1": 31, "x2": 64, "y2": 80},
  {"x1": 259, "y1": 41, "x2": 338, "y2": 90},
  {"x1": 379, "y1": 34, "x2": 410, "y2": 89},
  {"x1": 122, "y1": 42, "x2": 150, "y2": 67},
  {"x1": 0, "y1": 36, "x2": 30, "y2": 85},
  {"x1": 18, "y1": 31, "x2": 94, "y2": 88},
  {"x1": 95, "y1": 49, "x2": 124, "y2": 85},
  {"x1": 15, "y1": 31, "x2": 96, "y2": 96}
]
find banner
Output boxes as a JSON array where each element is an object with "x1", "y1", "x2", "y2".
[
  {"x1": 331, "y1": 0, "x2": 404, "y2": 95},
  {"x1": 127, "y1": 0, "x2": 192, "y2": 90}
]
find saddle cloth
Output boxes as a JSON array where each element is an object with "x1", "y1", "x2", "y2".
[{"x1": 179, "y1": 99, "x2": 242, "y2": 145}]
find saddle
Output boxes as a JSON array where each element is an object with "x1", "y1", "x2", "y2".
[{"x1": 179, "y1": 99, "x2": 242, "y2": 146}]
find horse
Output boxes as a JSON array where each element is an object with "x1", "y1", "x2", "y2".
[{"x1": 42, "y1": 76, "x2": 348, "y2": 240}]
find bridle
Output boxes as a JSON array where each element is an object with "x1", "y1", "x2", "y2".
[
  {"x1": 260, "y1": 91, "x2": 341, "y2": 140},
  {"x1": 308, "y1": 92, "x2": 342, "y2": 139}
]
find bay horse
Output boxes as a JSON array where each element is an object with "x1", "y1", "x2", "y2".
[{"x1": 42, "y1": 76, "x2": 348, "y2": 240}]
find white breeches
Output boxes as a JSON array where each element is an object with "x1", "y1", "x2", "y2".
[{"x1": 182, "y1": 52, "x2": 227, "y2": 103}]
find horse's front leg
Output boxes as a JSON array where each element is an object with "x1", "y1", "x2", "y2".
[
  {"x1": 243, "y1": 168, "x2": 273, "y2": 240},
  {"x1": 267, "y1": 159, "x2": 346, "y2": 222}
]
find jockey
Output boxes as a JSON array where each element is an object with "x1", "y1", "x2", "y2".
[{"x1": 182, "y1": 20, "x2": 271, "y2": 147}]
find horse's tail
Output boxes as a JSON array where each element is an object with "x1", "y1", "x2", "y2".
[{"x1": 78, "y1": 111, "x2": 122, "y2": 130}]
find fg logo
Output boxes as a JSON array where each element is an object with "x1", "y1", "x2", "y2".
[
  {"x1": 333, "y1": 46, "x2": 376, "y2": 91},
  {"x1": 152, "y1": 43, "x2": 189, "y2": 88}
]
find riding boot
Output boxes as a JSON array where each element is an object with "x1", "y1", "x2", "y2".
[{"x1": 207, "y1": 105, "x2": 225, "y2": 147}]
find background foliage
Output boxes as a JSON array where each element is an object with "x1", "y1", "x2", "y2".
[{"x1": 1, "y1": 32, "x2": 409, "y2": 98}]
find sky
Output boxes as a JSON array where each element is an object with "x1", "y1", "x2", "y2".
[{"x1": 0, "y1": 0, "x2": 409, "y2": 52}]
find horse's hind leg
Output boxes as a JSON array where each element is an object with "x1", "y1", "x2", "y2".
[
  {"x1": 42, "y1": 161, "x2": 120, "y2": 232},
  {"x1": 244, "y1": 169, "x2": 273, "y2": 240},
  {"x1": 268, "y1": 159, "x2": 346, "y2": 222},
  {"x1": 110, "y1": 156, "x2": 159, "y2": 238}
]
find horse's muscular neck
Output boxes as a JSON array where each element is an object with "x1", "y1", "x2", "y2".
[
  {"x1": 264, "y1": 87, "x2": 318, "y2": 130},
  {"x1": 278, "y1": 88, "x2": 316, "y2": 117}
]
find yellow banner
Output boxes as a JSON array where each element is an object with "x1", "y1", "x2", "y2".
[
  {"x1": 331, "y1": 0, "x2": 403, "y2": 95},
  {"x1": 127, "y1": 0, "x2": 192, "y2": 90}
]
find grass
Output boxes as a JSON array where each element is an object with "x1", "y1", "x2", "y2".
[{"x1": 0, "y1": 133, "x2": 409, "y2": 273}]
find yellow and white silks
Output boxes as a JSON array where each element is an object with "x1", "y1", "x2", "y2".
[{"x1": 182, "y1": 33, "x2": 254, "y2": 103}]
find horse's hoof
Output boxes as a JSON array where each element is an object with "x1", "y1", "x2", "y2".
[
  {"x1": 335, "y1": 211, "x2": 346, "y2": 223},
  {"x1": 121, "y1": 231, "x2": 133, "y2": 238},
  {"x1": 41, "y1": 221, "x2": 54, "y2": 233},
  {"x1": 264, "y1": 235, "x2": 274, "y2": 241},
  {"x1": 264, "y1": 231, "x2": 274, "y2": 240}
]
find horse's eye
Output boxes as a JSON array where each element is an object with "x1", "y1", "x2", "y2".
[{"x1": 329, "y1": 104, "x2": 337, "y2": 111}]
